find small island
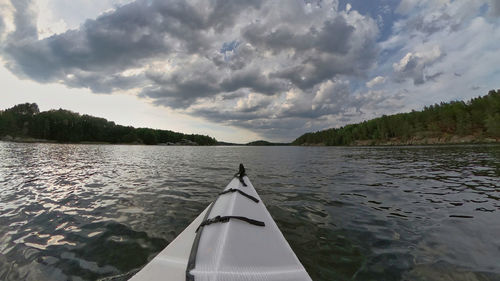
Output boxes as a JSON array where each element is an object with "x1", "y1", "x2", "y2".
[{"x1": 246, "y1": 140, "x2": 289, "y2": 146}]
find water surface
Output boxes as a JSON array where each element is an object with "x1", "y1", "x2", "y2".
[{"x1": 0, "y1": 143, "x2": 499, "y2": 280}]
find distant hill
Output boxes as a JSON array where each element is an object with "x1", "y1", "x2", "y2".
[
  {"x1": 0, "y1": 103, "x2": 217, "y2": 145},
  {"x1": 216, "y1": 141, "x2": 240, "y2": 146},
  {"x1": 293, "y1": 90, "x2": 500, "y2": 146},
  {"x1": 246, "y1": 140, "x2": 289, "y2": 146}
]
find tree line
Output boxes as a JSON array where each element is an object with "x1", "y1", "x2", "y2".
[
  {"x1": 0, "y1": 103, "x2": 217, "y2": 145},
  {"x1": 293, "y1": 90, "x2": 500, "y2": 146}
]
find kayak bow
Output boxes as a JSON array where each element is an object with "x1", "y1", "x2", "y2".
[{"x1": 131, "y1": 164, "x2": 312, "y2": 281}]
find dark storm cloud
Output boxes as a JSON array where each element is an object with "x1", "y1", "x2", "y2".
[
  {"x1": 1, "y1": 0, "x2": 386, "y2": 140},
  {"x1": 242, "y1": 25, "x2": 312, "y2": 54},
  {"x1": 142, "y1": 62, "x2": 284, "y2": 106},
  {"x1": 3, "y1": 0, "x2": 208, "y2": 83},
  {"x1": 242, "y1": 16, "x2": 354, "y2": 55},
  {"x1": 207, "y1": 0, "x2": 263, "y2": 32},
  {"x1": 316, "y1": 18, "x2": 356, "y2": 54},
  {"x1": 271, "y1": 53, "x2": 365, "y2": 90},
  {"x1": 8, "y1": 0, "x2": 37, "y2": 41},
  {"x1": 2, "y1": 0, "x2": 258, "y2": 80},
  {"x1": 1, "y1": 0, "x2": 267, "y2": 85},
  {"x1": 142, "y1": 65, "x2": 221, "y2": 108},
  {"x1": 220, "y1": 68, "x2": 286, "y2": 95},
  {"x1": 270, "y1": 35, "x2": 379, "y2": 90},
  {"x1": 65, "y1": 72, "x2": 146, "y2": 93},
  {"x1": 254, "y1": 15, "x2": 378, "y2": 90},
  {"x1": 219, "y1": 91, "x2": 247, "y2": 101}
]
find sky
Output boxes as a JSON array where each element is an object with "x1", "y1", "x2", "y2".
[{"x1": 0, "y1": 0, "x2": 499, "y2": 143}]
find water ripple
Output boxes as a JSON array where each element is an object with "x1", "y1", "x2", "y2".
[{"x1": 0, "y1": 143, "x2": 499, "y2": 280}]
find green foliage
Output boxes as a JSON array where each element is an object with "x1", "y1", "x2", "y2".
[
  {"x1": 485, "y1": 114, "x2": 500, "y2": 137},
  {"x1": 0, "y1": 103, "x2": 40, "y2": 136},
  {"x1": 136, "y1": 128, "x2": 158, "y2": 145},
  {"x1": 0, "y1": 104, "x2": 217, "y2": 145},
  {"x1": 293, "y1": 90, "x2": 500, "y2": 145}
]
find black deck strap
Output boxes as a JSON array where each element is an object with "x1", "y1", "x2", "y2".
[
  {"x1": 234, "y1": 163, "x2": 247, "y2": 187},
  {"x1": 196, "y1": 215, "x2": 265, "y2": 233},
  {"x1": 220, "y1": 188, "x2": 259, "y2": 203},
  {"x1": 186, "y1": 164, "x2": 251, "y2": 281},
  {"x1": 186, "y1": 200, "x2": 217, "y2": 281}
]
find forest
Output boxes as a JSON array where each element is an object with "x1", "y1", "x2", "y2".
[
  {"x1": 0, "y1": 103, "x2": 217, "y2": 145},
  {"x1": 293, "y1": 90, "x2": 500, "y2": 146}
]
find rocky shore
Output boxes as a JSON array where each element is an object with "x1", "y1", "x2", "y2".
[
  {"x1": 298, "y1": 135, "x2": 500, "y2": 146},
  {"x1": 1, "y1": 135, "x2": 202, "y2": 146}
]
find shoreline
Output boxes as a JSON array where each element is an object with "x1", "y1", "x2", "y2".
[
  {"x1": 0, "y1": 137, "x2": 205, "y2": 146},
  {"x1": 298, "y1": 135, "x2": 500, "y2": 147},
  {"x1": 2, "y1": 138, "x2": 500, "y2": 147}
]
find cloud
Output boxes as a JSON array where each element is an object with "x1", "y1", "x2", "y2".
[
  {"x1": 141, "y1": 58, "x2": 222, "y2": 108},
  {"x1": 392, "y1": 46, "x2": 444, "y2": 85},
  {"x1": 393, "y1": 0, "x2": 483, "y2": 38},
  {"x1": 187, "y1": 78, "x2": 406, "y2": 140},
  {"x1": 375, "y1": 0, "x2": 500, "y2": 122},
  {"x1": 242, "y1": 16, "x2": 355, "y2": 56},
  {"x1": 1, "y1": 0, "x2": 499, "y2": 141},
  {"x1": 366, "y1": 76, "x2": 386, "y2": 88},
  {"x1": 277, "y1": 79, "x2": 354, "y2": 119},
  {"x1": 345, "y1": 3, "x2": 352, "y2": 12},
  {"x1": 220, "y1": 68, "x2": 286, "y2": 95},
  {"x1": 207, "y1": 0, "x2": 263, "y2": 32},
  {"x1": 7, "y1": 0, "x2": 37, "y2": 41},
  {"x1": 4, "y1": 1, "x2": 178, "y2": 82},
  {"x1": 2, "y1": 0, "x2": 378, "y2": 90},
  {"x1": 0, "y1": 1, "x2": 16, "y2": 41},
  {"x1": 0, "y1": 0, "x2": 388, "y2": 140},
  {"x1": 3, "y1": 0, "x2": 263, "y2": 83},
  {"x1": 396, "y1": 0, "x2": 425, "y2": 15},
  {"x1": 212, "y1": 42, "x2": 256, "y2": 71},
  {"x1": 425, "y1": 71, "x2": 443, "y2": 82}
]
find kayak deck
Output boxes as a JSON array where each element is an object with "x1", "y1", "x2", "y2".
[{"x1": 131, "y1": 167, "x2": 312, "y2": 281}]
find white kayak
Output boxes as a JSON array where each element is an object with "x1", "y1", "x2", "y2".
[{"x1": 130, "y1": 165, "x2": 312, "y2": 281}]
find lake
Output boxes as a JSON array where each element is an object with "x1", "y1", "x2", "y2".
[{"x1": 0, "y1": 142, "x2": 499, "y2": 281}]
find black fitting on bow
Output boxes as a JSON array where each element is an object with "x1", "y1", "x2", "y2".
[
  {"x1": 238, "y1": 163, "x2": 246, "y2": 177},
  {"x1": 235, "y1": 163, "x2": 247, "y2": 186}
]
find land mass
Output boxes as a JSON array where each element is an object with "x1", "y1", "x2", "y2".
[
  {"x1": 246, "y1": 140, "x2": 289, "y2": 146},
  {"x1": 293, "y1": 90, "x2": 500, "y2": 146},
  {"x1": 2, "y1": 90, "x2": 500, "y2": 147},
  {"x1": 214, "y1": 140, "x2": 289, "y2": 146},
  {"x1": 0, "y1": 103, "x2": 217, "y2": 145}
]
